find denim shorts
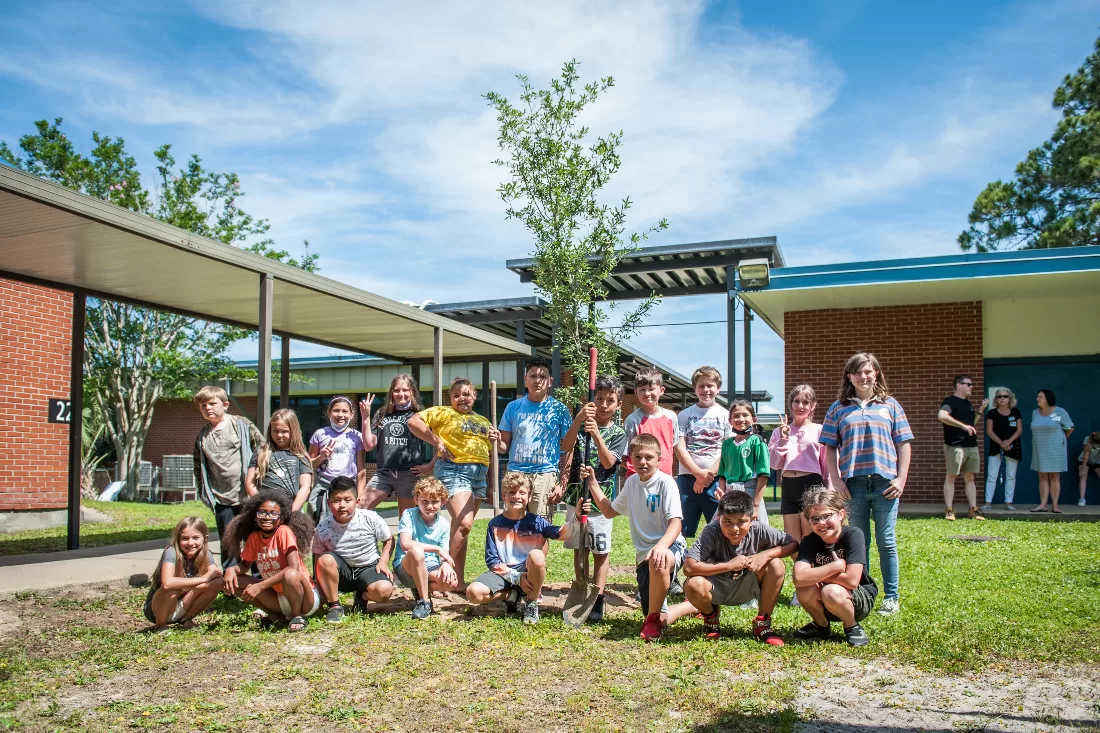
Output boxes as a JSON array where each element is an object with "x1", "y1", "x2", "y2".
[{"x1": 434, "y1": 459, "x2": 488, "y2": 499}]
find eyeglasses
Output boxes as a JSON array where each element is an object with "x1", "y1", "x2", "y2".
[
  {"x1": 256, "y1": 511, "x2": 282, "y2": 519},
  {"x1": 808, "y1": 512, "x2": 837, "y2": 525}
]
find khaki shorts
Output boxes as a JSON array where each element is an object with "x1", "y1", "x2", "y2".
[
  {"x1": 944, "y1": 445, "x2": 980, "y2": 475},
  {"x1": 525, "y1": 472, "x2": 560, "y2": 521}
]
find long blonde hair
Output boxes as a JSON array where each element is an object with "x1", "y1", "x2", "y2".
[
  {"x1": 162, "y1": 516, "x2": 213, "y2": 578},
  {"x1": 374, "y1": 373, "x2": 424, "y2": 428},
  {"x1": 256, "y1": 409, "x2": 309, "y2": 479},
  {"x1": 837, "y1": 352, "x2": 892, "y2": 403}
]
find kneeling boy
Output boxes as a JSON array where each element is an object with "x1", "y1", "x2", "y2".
[
  {"x1": 466, "y1": 472, "x2": 577, "y2": 624},
  {"x1": 312, "y1": 476, "x2": 396, "y2": 622},
  {"x1": 584, "y1": 434, "x2": 696, "y2": 642},
  {"x1": 394, "y1": 476, "x2": 458, "y2": 619},
  {"x1": 683, "y1": 491, "x2": 797, "y2": 644}
]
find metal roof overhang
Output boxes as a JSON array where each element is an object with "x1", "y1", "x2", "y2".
[
  {"x1": 0, "y1": 165, "x2": 528, "y2": 361},
  {"x1": 424, "y1": 296, "x2": 711, "y2": 402},
  {"x1": 505, "y1": 237, "x2": 786, "y2": 301},
  {"x1": 738, "y1": 247, "x2": 1100, "y2": 338}
]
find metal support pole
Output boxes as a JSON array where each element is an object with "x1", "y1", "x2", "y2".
[
  {"x1": 515, "y1": 320, "x2": 526, "y2": 394},
  {"x1": 433, "y1": 326, "x2": 444, "y2": 408},
  {"x1": 551, "y1": 323, "x2": 562, "y2": 391},
  {"x1": 257, "y1": 274, "x2": 274, "y2": 432},
  {"x1": 743, "y1": 303, "x2": 752, "y2": 403},
  {"x1": 279, "y1": 335, "x2": 290, "y2": 409},
  {"x1": 481, "y1": 360, "x2": 491, "y2": 415},
  {"x1": 411, "y1": 363, "x2": 422, "y2": 403},
  {"x1": 726, "y1": 266, "x2": 737, "y2": 403},
  {"x1": 66, "y1": 292, "x2": 85, "y2": 551}
]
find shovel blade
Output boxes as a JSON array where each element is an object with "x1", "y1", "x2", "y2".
[{"x1": 562, "y1": 578, "x2": 600, "y2": 628}]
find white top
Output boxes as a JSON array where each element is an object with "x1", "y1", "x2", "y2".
[
  {"x1": 312, "y1": 508, "x2": 392, "y2": 568},
  {"x1": 611, "y1": 471, "x2": 685, "y2": 564},
  {"x1": 676, "y1": 403, "x2": 732, "y2": 476}
]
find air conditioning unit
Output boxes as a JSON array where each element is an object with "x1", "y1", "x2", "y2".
[
  {"x1": 161, "y1": 455, "x2": 194, "y2": 489},
  {"x1": 138, "y1": 461, "x2": 154, "y2": 488}
]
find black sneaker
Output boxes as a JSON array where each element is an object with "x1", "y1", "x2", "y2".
[
  {"x1": 504, "y1": 587, "x2": 521, "y2": 615},
  {"x1": 586, "y1": 594, "x2": 606, "y2": 624},
  {"x1": 522, "y1": 600, "x2": 540, "y2": 625},
  {"x1": 669, "y1": 576, "x2": 684, "y2": 597},
  {"x1": 794, "y1": 621, "x2": 832, "y2": 641},
  {"x1": 324, "y1": 603, "x2": 345, "y2": 624},
  {"x1": 412, "y1": 599, "x2": 433, "y2": 620},
  {"x1": 352, "y1": 594, "x2": 368, "y2": 615},
  {"x1": 844, "y1": 624, "x2": 869, "y2": 647}
]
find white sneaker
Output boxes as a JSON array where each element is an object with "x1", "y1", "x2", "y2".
[
  {"x1": 979, "y1": 504, "x2": 992, "y2": 513},
  {"x1": 877, "y1": 597, "x2": 901, "y2": 616},
  {"x1": 1005, "y1": 504, "x2": 1016, "y2": 511},
  {"x1": 789, "y1": 595, "x2": 801, "y2": 607},
  {"x1": 1079, "y1": 498, "x2": 1087, "y2": 507},
  {"x1": 739, "y1": 598, "x2": 758, "y2": 610}
]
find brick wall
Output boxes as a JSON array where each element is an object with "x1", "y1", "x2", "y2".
[
  {"x1": 784, "y1": 302, "x2": 984, "y2": 504},
  {"x1": 0, "y1": 279, "x2": 72, "y2": 512}
]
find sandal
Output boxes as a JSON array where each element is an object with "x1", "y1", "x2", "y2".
[
  {"x1": 288, "y1": 615, "x2": 307, "y2": 632},
  {"x1": 1052, "y1": 508, "x2": 1063, "y2": 514},
  {"x1": 1030, "y1": 506, "x2": 1049, "y2": 513}
]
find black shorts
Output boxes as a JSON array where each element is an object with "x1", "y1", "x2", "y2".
[
  {"x1": 472, "y1": 570, "x2": 518, "y2": 595},
  {"x1": 824, "y1": 582, "x2": 877, "y2": 623},
  {"x1": 781, "y1": 473, "x2": 825, "y2": 515},
  {"x1": 635, "y1": 540, "x2": 686, "y2": 616},
  {"x1": 320, "y1": 553, "x2": 390, "y2": 593}
]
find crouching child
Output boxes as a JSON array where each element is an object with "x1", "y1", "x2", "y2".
[
  {"x1": 312, "y1": 476, "x2": 395, "y2": 622},
  {"x1": 395, "y1": 476, "x2": 458, "y2": 619},
  {"x1": 793, "y1": 486, "x2": 878, "y2": 646},
  {"x1": 222, "y1": 490, "x2": 319, "y2": 632},
  {"x1": 683, "y1": 491, "x2": 797, "y2": 644},
  {"x1": 466, "y1": 472, "x2": 578, "y2": 624},
  {"x1": 144, "y1": 517, "x2": 222, "y2": 631}
]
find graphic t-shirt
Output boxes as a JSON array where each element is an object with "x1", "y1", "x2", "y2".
[
  {"x1": 312, "y1": 508, "x2": 392, "y2": 568},
  {"x1": 985, "y1": 407, "x2": 1023, "y2": 461},
  {"x1": 309, "y1": 427, "x2": 365, "y2": 483},
  {"x1": 372, "y1": 409, "x2": 426, "y2": 470},
  {"x1": 240, "y1": 525, "x2": 312, "y2": 594},
  {"x1": 677, "y1": 404, "x2": 732, "y2": 476},
  {"x1": 419, "y1": 406, "x2": 492, "y2": 465},
  {"x1": 394, "y1": 507, "x2": 451, "y2": 570},
  {"x1": 564, "y1": 422, "x2": 627, "y2": 509},
  {"x1": 940, "y1": 395, "x2": 978, "y2": 447},
  {"x1": 200, "y1": 418, "x2": 264, "y2": 505},
  {"x1": 623, "y1": 407, "x2": 682, "y2": 477},
  {"x1": 717, "y1": 434, "x2": 771, "y2": 484},
  {"x1": 686, "y1": 520, "x2": 793, "y2": 580},
  {"x1": 796, "y1": 525, "x2": 876, "y2": 592},
  {"x1": 610, "y1": 471, "x2": 685, "y2": 564},
  {"x1": 498, "y1": 396, "x2": 572, "y2": 474},
  {"x1": 484, "y1": 513, "x2": 563, "y2": 578},
  {"x1": 248, "y1": 450, "x2": 312, "y2": 503}
]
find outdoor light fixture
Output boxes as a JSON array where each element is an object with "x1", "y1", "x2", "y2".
[{"x1": 737, "y1": 258, "x2": 771, "y2": 289}]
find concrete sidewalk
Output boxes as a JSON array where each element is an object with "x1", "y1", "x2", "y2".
[{"x1": 1, "y1": 502, "x2": 1095, "y2": 595}]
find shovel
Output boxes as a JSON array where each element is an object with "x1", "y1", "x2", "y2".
[{"x1": 563, "y1": 347, "x2": 601, "y2": 628}]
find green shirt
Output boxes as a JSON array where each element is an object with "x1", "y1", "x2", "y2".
[
  {"x1": 717, "y1": 434, "x2": 770, "y2": 483},
  {"x1": 564, "y1": 422, "x2": 627, "y2": 506}
]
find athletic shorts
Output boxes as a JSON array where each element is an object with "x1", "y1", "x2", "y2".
[
  {"x1": 367, "y1": 469, "x2": 418, "y2": 500},
  {"x1": 320, "y1": 553, "x2": 391, "y2": 594},
  {"x1": 471, "y1": 570, "x2": 519, "y2": 595},
  {"x1": 143, "y1": 590, "x2": 187, "y2": 625},
  {"x1": 781, "y1": 473, "x2": 824, "y2": 515},
  {"x1": 822, "y1": 582, "x2": 877, "y2": 624},
  {"x1": 277, "y1": 586, "x2": 321, "y2": 618},
  {"x1": 393, "y1": 559, "x2": 442, "y2": 592},
  {"x1": 525, "y1": 472, "x2": 560, "y2": 522},
  {"x1": 435, "y1": 460, "x2": 488, "y2": 499},
  {"x1": 944, "y1": 445, "x2": 980, "y2": 475},
  {"x1": 702, "y1": 572, "x2": 760, "y2": 607},
  {"x1": 562, "y1": 506, "x2": 613, "y2": 554},
  {"x1": 635, "y1": 539, "x2": 686, "y2": 616}
]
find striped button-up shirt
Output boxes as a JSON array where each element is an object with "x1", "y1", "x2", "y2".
[{"x1": 819, "y1": 396, "x2": 914, "y2": 480}]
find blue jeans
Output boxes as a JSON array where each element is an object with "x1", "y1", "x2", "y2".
[
  {"x1": 675, "y1": 474, "x2": 719, "y2": 538},
  {"x1": 845, "y1": 473, "x2": 899, "y2": 601},
  {"x1": 434, "y1": 460, "x2": 488, "y2": 499}
]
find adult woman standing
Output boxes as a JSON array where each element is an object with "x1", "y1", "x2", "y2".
[
  {"x1": 981, "y1": 387, "x2": 1023, "y2": 512},
  {"x1": 1030, "y1": 389, "x2": 1074, "y2": 513},
  {"x1": 820, "y1": 353, "x2": 914, "y2": 617}
]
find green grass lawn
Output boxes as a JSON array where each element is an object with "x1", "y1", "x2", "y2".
[
  {"x1": 0, "y1": 501, "x2": 216, "y2": 557},
  {"x1": 2, "y1": 515, "x2": 1098, "y2": 731}
]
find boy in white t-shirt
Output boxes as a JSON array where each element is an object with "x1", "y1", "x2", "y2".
[{"x1": 584, "y1": 433, "x2": 697, "y2": 642}]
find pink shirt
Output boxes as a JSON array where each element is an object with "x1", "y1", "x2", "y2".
[{"x1": 768, "y1": 422, "x2": 830, "y2": 480}]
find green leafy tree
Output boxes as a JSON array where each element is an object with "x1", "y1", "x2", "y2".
[
  {"x1": 960, "y1": 36, "x2": 1100, "y2": 251},
  {"x1": 1, "y1": 119, "x2": 317, "y2": 497},
  {"x1": 486, "y1": 60, "x2": 668, "y2": 405}
]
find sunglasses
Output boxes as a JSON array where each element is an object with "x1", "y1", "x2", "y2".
[{"x1": 996, "y1": 395, "x2": 1010, "y2": 399}]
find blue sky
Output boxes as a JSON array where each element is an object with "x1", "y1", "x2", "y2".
[{"x1": 3, "y1": 0, "x2": 1097, "y2": 409}]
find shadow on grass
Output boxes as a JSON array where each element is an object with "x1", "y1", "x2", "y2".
[{"x1": 0, "y1": 529, "x2": 174, "y2": 561}]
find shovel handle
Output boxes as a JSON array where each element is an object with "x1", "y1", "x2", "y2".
[{"x1": 580, "y1": 347, "x2": 597, "y2": 524}]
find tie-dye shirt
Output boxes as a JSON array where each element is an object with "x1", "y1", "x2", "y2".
[{"x1": 483, "y1": 512, "x2": 563, "y2": 580}]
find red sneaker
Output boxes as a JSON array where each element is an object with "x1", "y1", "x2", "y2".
[
  {"x1": 753, "y1": 615, "x2": 784, "y2": 647},
  {"x1": 702, "y1": 608, "x2": 721, "y2": 640},
  {"x1": 640, "y1": 613, "x2": 665, "y2": 642}
]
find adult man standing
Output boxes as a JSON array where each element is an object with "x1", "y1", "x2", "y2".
[{"x1": 938, "y1": 376, "x2": 988, "y2": 521}]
